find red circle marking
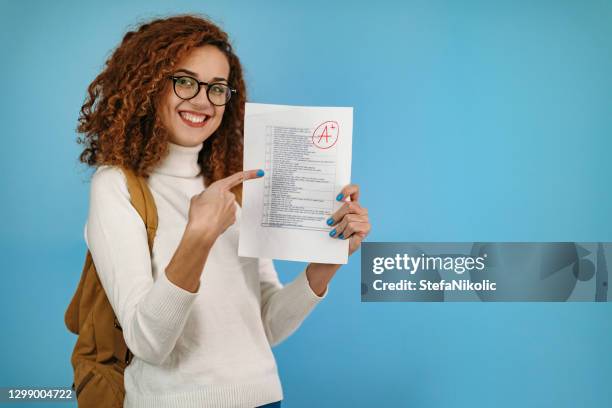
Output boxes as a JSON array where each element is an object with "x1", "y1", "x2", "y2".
[{"x1": 312, "y1": 121, "x2": 340, "y2": 149}]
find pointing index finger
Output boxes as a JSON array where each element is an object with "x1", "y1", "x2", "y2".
[{"x1": 223, "y1": 169, "x2": 265, "y2": 189}]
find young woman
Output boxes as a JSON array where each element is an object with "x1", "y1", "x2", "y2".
[{"x1": 77, "y1": 14, "x2": 371, "y2": 408}]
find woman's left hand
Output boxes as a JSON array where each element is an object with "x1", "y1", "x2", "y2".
[
  {"x1": 327, "y1": 184, "x2": 371, "y2": 256},
  {"x1": 304, "y1": 184, "x2": 371, "y2": 296}
]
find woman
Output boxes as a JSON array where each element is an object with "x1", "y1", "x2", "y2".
[{"x1": 77, "y1": 14, "x2": 371, "y2": 408}]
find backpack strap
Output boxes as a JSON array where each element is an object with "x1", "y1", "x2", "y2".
[
  {"x1": 111, "y1": 166, "x2": 158, "y2": 364},
  {"x1": 64, "y1": 167, "x2": 158, "y2": 336},
  {"x1": 65, "y1": 166, "x2": 159, "y2": 366},
  {"x1": 122, "y1": 167, "x2": 158, "y2": 251}
]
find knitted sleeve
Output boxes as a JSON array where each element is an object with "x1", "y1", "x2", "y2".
[
  {"x1": 85, "y1": 165, "x2": 199, "y2": 366},
  {"x1": 258, "y1": 258, "x2": 328, "y2": 347}
]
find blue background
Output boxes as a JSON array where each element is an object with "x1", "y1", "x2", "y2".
[{"x1": 1, "y1": 0, "x2": 611, "y2": 406}]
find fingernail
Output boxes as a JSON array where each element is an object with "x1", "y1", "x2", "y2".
[
  {"x1": 336, "y1": 193, "x2": 343, "y2": 201},
  {"x1": 326, "y1": 217, "x2": 334, "y2": 225},
  {"x1": 256, "y1": 169, "x2": 265, "y2": 177},
  {"x1": 329, "y1": 228, "x2": 336, "y2": 237},
  {"x1": 338, "y1": 233, "x2": 344, "y2": 239}
]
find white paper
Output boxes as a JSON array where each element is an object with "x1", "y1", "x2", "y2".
[{"x1": 238, "y1": 102, "x2": 353, "y2": 264}]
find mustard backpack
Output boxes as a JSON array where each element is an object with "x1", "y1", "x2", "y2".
[{"x1": 65, "y1": 166, "x2": 158, "y2": 407}]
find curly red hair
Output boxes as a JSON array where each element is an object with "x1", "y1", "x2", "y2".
[{"x1": 77, "y1": 14, "x2": 246, "y2": 203}]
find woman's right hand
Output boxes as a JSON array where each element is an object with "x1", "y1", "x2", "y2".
[{"x1": 186, "y1": 169, "x2": 264, "y2": 244}]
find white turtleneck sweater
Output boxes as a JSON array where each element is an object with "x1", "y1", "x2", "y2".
[{"x1": 84, "y1": 141, "x2": 328, "y2": 408}]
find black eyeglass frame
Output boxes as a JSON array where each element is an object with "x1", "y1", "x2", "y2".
[{"x1": 169, "y1": 75, "x2": 237, "y2": 106}]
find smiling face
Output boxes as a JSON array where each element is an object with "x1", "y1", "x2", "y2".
[{"x1": 158, "y1": 45, "x2": 231, "y2": 147}]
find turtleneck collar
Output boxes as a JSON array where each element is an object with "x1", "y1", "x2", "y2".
[{"x1": 153, "y1": 141, "x2": 204, "y2": 178}]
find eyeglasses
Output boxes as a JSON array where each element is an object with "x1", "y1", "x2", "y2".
[{"x1": 169, "y1": 75, "x2": 237, "y2": 106}]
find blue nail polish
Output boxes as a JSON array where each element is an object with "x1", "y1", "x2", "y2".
[
  {"x1": 336, "y1": 193, "x2": 344, "y2": 201},
  {"x1": 256, "y1": 169, "x2": 265, "y2": 177},
  {"x1": 329, "y1": 228, "x2": 336, "y2": 237},
  {"x1": 326, "y1": 217, "x2": 334, "y2": 225},
  {"x1": 338, "y1": 233, "x2": 344, "y2": 239}
]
